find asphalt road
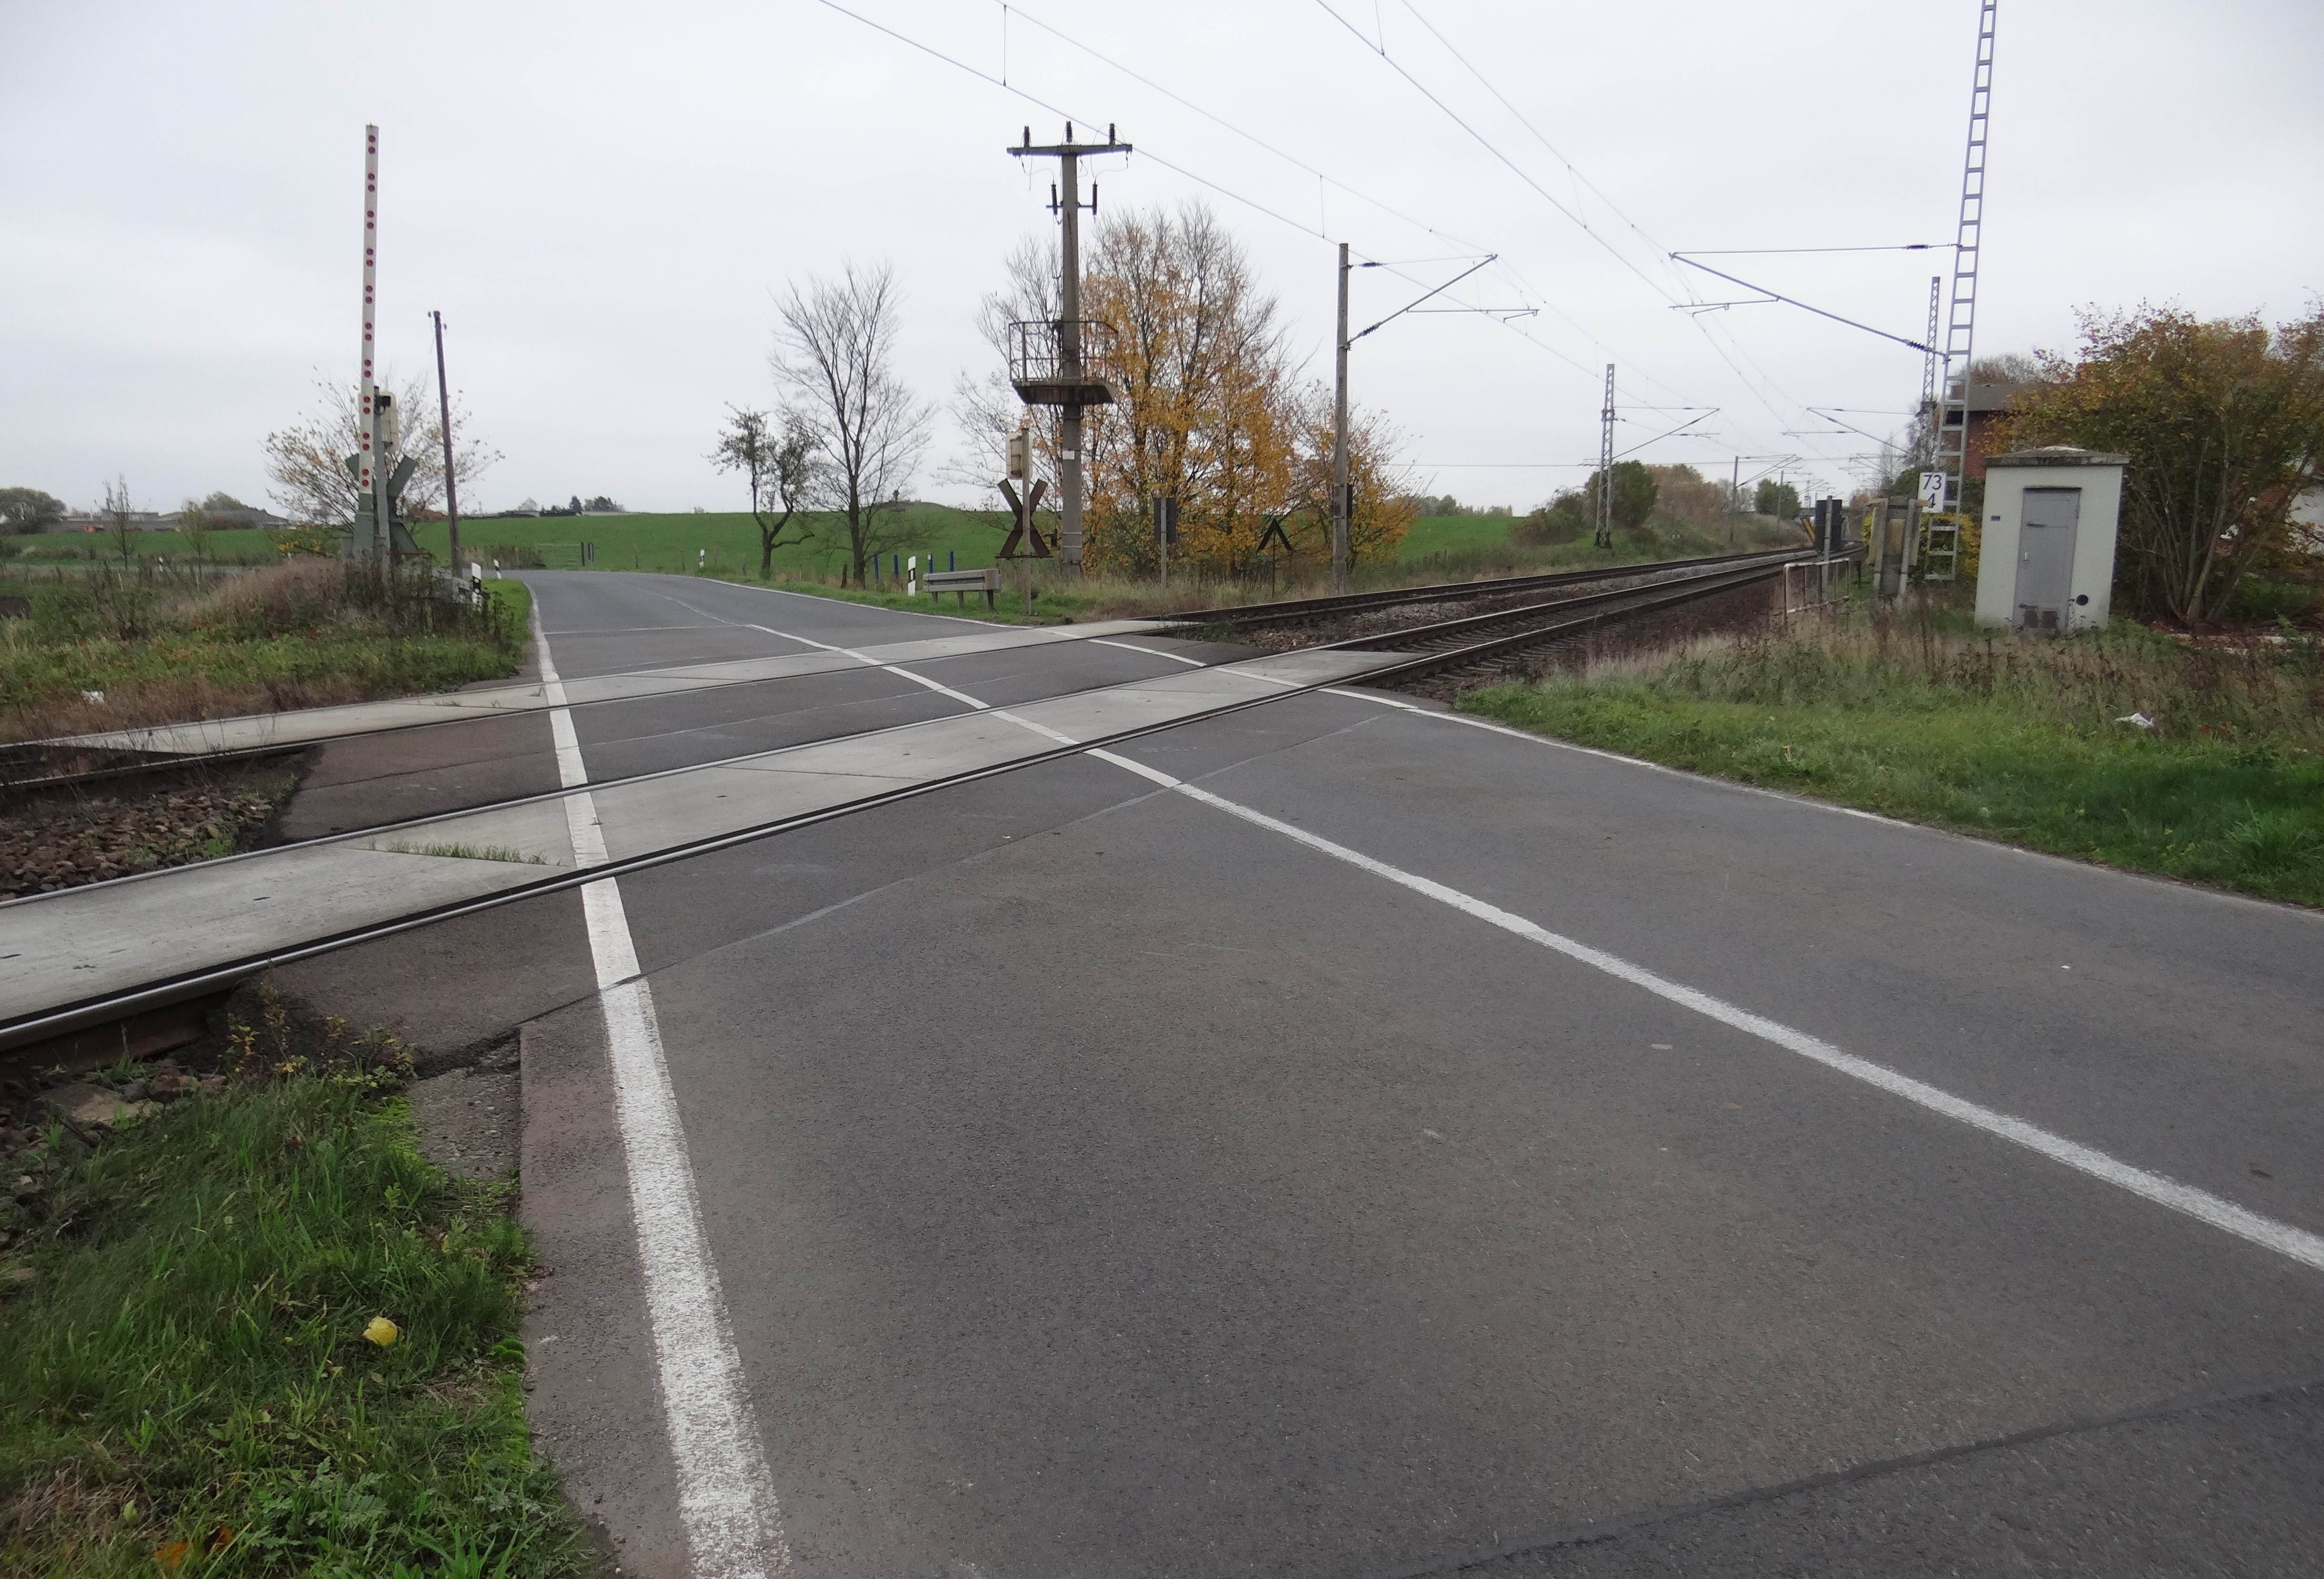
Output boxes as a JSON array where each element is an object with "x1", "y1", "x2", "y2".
[{"x1": 286, "y1": 572, "x2": 2324, "y2": 1576}]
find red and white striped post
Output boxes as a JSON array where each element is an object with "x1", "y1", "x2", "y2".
[{"x1": 353, "y1": 125, "x2": 380, "y2": 556}]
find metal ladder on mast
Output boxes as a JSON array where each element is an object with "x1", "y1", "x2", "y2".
[{"x1": 1927, "y1": 0, "x2": 1996, "y2": 584}]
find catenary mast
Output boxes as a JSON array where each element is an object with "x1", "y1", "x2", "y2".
[{"x1": 352, "y1": 125, "x2": 381, "y2": 558}]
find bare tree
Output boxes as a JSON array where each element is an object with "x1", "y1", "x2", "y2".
[
  {"x1": 101, "y1": 475, "x2": 137, "y2": 564},
  {"x1": 771, "y1": 263, "x2": 933, "y2": 584},
  {"x1": 262, "y1": 371, "x2": 500, "y2": 525},
  {"x1": 711, "y1": 405, "x2": 818, "y2": 576}
]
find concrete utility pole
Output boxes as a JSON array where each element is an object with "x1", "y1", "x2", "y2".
[
  {"x1": 1332, "y1": 243, "x2": 1352, "y2": 592},
  {"x1": 431, "y1": 310, "x2": 461, "y2": 578},
  {"x1": 1009, "y1": 124, "x2": 1131, "y2": 575}
]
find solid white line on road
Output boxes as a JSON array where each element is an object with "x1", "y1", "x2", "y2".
[
  {"x1": 534, "y1": 605, "x2": 792, "y2": 1578},
  {"x1": 1091, "y1": 637, "x2": 1208, "y2": 666},
  {"x1": 1070, "y1": 727, "x2": 2324, "y2": 1277},
  {"x1": 665, "y1": 593, "x2": 995, "y2": 711}
]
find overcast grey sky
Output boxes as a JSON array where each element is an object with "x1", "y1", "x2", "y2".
[{"x1": 4, "y1": 0, "x2": 2318, "y2": 518}]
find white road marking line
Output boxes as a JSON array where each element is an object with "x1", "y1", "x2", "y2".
[
  {"x1": 1087, "y1": 747, "x2": 1181, "y2": 787},
  {"x1": 680, "y1": 575, "x2": 997, "y2": 627},
  {"x1": 1068, "y1": 733, "x2": 2324, "y2": 1276},
  {"x1": 991, "y1": 709, "x2": 1079, "y2": 746},
  {"x1": 669, "y1": 597, "x2": 993, "y2": 710},
  {"x1": 1090, "y1": 637, "x2": 1208, "y2": 666},
  {"x1": 533, "y1": 604, "x2": 792, "y2": 1578}
]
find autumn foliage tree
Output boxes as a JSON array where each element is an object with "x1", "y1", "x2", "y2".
[
  {"x1": 956, "y1": 201, "x2": 1411, "y2": 576},
  {"x1": 2005, "y1": 304, "x2": 2324, "y2": 627},
  {"x1": 1281, "y1": 389, "x2": 1416, "y2": 566}
]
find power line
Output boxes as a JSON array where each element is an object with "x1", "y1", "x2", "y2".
[
  {"x1": 1003, "y1": 3, "x2": 1489, "y2": 257},
  {"x1": 1324, "y1": 0, "x2": 1845, "y2": 454},
  {"x1": 998, "y1": 1, "x2": 1707, "y2": 405},
  {"x1": 811, "y1": 0, "x2": 1328, "y2": 242},
  {"x1": 815, "y1": 0, "x2": 1771, "y2": 454},
  {"x1": 1311, "y1": 0, "x2": 1681, "y2": 307},
  {"x1": 1678, "y1": 244, "x2": 1948, "y2": 256},
  {"x1": 1671, "y1": 256, "x2": 1935, "y2": 353},
  {"x1": 1395, "y1": 1, "x2": 1693, "y2": 292}
]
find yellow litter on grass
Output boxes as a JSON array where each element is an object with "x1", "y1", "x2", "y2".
[{"x1": 364, "y1": 1316, "x2": 400, "y2": 1347}]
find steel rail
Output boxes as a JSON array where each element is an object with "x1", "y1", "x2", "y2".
[
  {"x1": 0, "y1": 653, "x2": 1410, "y2": 1050},
  {"x1": 1312, "y1": 562, "x2": 1782, "y2": 656},
  {"x1": 0, "y1": 741, "x2": 313, "y2": 797},
  {"x1": 1167, "y1": 545, "x2": 1812, "y2": 632},
  {"x1": 4, "y1": 550, "x2": 1810, "y2": 797},
  {"x1": 8, "y1": 554, "x2": 1837, "y2": 1045},
  {"x1": 1351, "y1": 563, "x2": 1797, "y2": 685}
]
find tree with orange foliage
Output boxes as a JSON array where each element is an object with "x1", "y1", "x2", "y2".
[
  {"x1": 954, "y1": 202, "x2": 1410, "y2": 578},
  {"x1": 2005, "y1": 304, "x2": 2324, "y2": 627}
]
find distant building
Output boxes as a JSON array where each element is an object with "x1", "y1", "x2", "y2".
[
  {"x1": 1938, "y1": 381, "x2": 2032, "y2": 481},
  {"x1": 51, "y1": 506, "x2": 292, "y2": 533}
]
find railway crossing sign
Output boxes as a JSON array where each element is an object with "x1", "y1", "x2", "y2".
[{"x1": 997, "y1": 477, "x2": 1052, "y2": 559}]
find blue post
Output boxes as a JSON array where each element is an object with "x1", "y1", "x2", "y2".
[{"x1": 949, "y1": 551, "x2": 956, "y2": 572}]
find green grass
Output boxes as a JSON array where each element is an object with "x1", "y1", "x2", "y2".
[
  {"x1": 479, "y1": 577, "x2": 530, "y2": 637},
  {"x1": 412, "y1": 507, "x2": 1003, "y2": 582},
  {"x1": 1, "y1": 562, "x2": 528, "y2": 742},
  {"x1": 0, "y1": 627, "x2": 514, "y2": 713},
  {"x1": 1459, "y1": 612, "x2": 2324, "y2": 907},
  {"x1": 0, "y1": 1073, "x2": 580, "y2": 1577},
  {"x1": 12, "y1": 506, "x2": 1802, "y2": 581},
  {"x1": 370, "y1": 841, "x2": 545, "y2": 864}
]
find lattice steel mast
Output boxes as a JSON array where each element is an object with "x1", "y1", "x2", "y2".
[
  {"x1": 1934, "y1": 0, "x2": 1997, "y2": 514},
  {"x1": 1919, "y1": 275, "x2": 1942, "y2": 464},
  {"x1": 1595, "y1": 364, "x2": 1616, "y2": 549}
]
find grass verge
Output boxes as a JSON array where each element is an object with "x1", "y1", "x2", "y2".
[
  {"x1": 0, "y1": 1031, "x2": 580, "y2": 1577},
  {"x1": 2, "y1": 562, "x2": 528, "y2": 743},
  {"x1": 1459, "y1": 607, "x2": 2324, "y2": 908}
]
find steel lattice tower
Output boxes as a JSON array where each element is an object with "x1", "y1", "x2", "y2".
[
  {"x1": 1596, "y1": 364, "x2": 1616, "y2": 548},
  {"x1": 1935, "y1": 0, "x2": 1997, "y2": 513},
  {"x1": 1919, "y1": 275, "x2": 1943, "y2": 463}
]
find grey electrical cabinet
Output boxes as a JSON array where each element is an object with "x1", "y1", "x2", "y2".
[{"x1": 1975, "y1": 447, "x2": 2127, "y2": 633}]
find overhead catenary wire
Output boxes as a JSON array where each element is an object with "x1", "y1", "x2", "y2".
[
  {"x1": 1320, "y1": 0, "x2": 1864, "y2": 456},
  {"x1": 996, "y1": 0, "x2": 1710, "y2": 405},
  {"x1": 817, "y1": 0, "x2": 1826, "y2": 476},
  {"x1": 811, "y1": 0, "x2": 1327, "y2": 243}
]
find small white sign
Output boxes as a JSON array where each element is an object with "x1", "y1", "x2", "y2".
[{"x1": 1919, "y1": 470, "x2": 1947, "y2": 511}]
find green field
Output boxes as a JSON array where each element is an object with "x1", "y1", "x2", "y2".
[
  {"x1": 14, "y1": 510, "x2": 1536, "y2": 576},
  {"x1": 9, "y1": 510, "x2": 1805, "y2": 617}
]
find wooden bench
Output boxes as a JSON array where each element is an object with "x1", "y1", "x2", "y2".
[{"x1": 924, "y1": 566, "x2": 1001, "y2": 609}]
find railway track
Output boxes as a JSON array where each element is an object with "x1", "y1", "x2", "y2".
[
  {"x1": 1168, "y1": 545, "x2": 1812, "y2": 633},
  {"x1": 4, "y1": 551, "x2": 1850, "y2": 1044},
  {"x1": 1348, "y1": 558, "x2": 1814, "y2": 689},
  {"x1": 1, "y1": 549, "x2": 1818, "y2": 799}
]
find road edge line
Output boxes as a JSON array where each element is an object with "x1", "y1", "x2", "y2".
[{"x1": 534, "y1": 602, "x2": 792, "y2": 1577}]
